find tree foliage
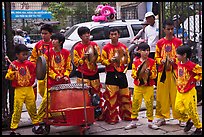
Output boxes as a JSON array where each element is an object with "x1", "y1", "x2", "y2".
[
  {"x1": 72, "y1": 2, "x2": 100, "y2": 23},
  {"x1": 48, "y1": 2, "x2": 73, "y2": 28}
]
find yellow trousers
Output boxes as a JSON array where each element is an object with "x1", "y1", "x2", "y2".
[
  {"x1": 37, "y1": 78, "x2": 47, "y2": 97},
  {"x1": 155, "y1": 71, "x2": 180, "y2": 119},
  {"x1": 103, "y1": 85, "x2": 132, "y2": 123},
  {"x1": 131, "y1": 85, "x2": 154, "y2": 121},
  {"x1": 175, "y1": 87, "x2": 202, "y2": 129},
  {"x1": 10, "y1": 87, "x2": 39, "y2": 129}
]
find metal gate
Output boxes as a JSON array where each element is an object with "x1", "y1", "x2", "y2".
[{"x1": 159, "y1": 2, "x2": 202, "y2": 102}]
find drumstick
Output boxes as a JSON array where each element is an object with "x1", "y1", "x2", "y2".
[{"x1": 5, "y1": 55, "x2": 17, "y2": 70}]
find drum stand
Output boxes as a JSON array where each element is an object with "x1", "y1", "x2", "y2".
[{"x1": 81, "y1": 72, "x2": 89, "y2": 134}]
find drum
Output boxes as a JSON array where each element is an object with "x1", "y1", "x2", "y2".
[{"x1": 49, "y1": 83, "x2": 91, "y2": 111}]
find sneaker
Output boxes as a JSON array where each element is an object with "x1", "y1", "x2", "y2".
[
  {"x1": 179, "y1": 120, "x2": 186, "y2": 127},
  {"x1": 184, "y1": 120, "x2": 193, "y2": 132},
  {"x1": 109, "y1": 122, "x2": 117, "y2": 125},
  {"x1": 148, "y1": 122, "x2": 160, "y2": 130},
  {"x1": 10, "y1": 131, "x2": 21, "y2": 135},
  {"x1": 135, "y1": 121, "x2": 142, "y2": 126},
  {"x1": 32, "y1": 125, "x2": 44, "y2": 134},
  {"x1": 191, "y1": 128, "x2": 202, "y2": 135},
  {"x1": 155, "y1": 118, "x2": 166, "y2": 127},
  {"x1": 124, "y1": 121, "x2": 137, "y2": 130}
]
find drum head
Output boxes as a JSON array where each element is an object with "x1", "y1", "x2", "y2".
[{"x1": 36, "y1": 56, "x2": 46, "y2": 80}]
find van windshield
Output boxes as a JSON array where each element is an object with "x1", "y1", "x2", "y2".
[{"x1": 64, "y1": 26, "x2": 79, "y2": 40}]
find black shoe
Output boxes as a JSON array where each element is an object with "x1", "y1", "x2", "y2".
[
  {"x1": 10, "y1": 131, "x2": 21, "y2": 135},
  {"x1": 184, "y1": 120, "x2": 194, "y2": 132},
  {"x1": 32, "y1": 125, "x2": 44, "y2": 134},
  {"x1": 191, "y1": 128, "x2": 202, "y2": 135}
]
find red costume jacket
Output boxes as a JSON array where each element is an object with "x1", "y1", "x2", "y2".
[
  {"x1": 177, "y1": 60, "x2": 202, "y2": 93},
  {"x1": 5, "y1": 60, "x2": 36, "y2": 87},
  {"x1": 101, "y1": 42, "x2": 130, "y2": 72}
]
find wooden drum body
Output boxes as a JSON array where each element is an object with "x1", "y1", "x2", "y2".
[{"x1": 49, "y1": 83, "x2": 91, "y2": 111}]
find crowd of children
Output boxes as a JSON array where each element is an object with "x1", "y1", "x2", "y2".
[{"x1": 5, "y1": 16, "x2": 202, "y2": 135}]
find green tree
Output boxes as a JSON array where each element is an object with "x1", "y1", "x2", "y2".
[
  {"x1": 72, "y1": 2, "x2": 100, "y2": 24},
  {"x1": 48, "y1": 2, "x2": 73, "y2": 28}
]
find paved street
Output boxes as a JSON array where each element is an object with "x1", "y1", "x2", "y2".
[{"x1": 2, "y1": 70, "x2": 202, "y2": 135}]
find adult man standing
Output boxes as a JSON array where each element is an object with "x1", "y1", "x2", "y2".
[
  {"x1": 101, "y1": 28, "x2": 132, "y2": 125},
  {"x1": 144, "y1": 11, "x2": 159, "y2": 59},
  {"x1": 13, "y1": 29, "x2": 25, "y2": 45}
]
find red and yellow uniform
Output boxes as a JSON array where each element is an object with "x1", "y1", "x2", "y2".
[
  {"x1": 73, "y1": 41, "x2": 101, "y2": 76},
  {"x1": 155, "y1": 37, "x2": 182, "y2": 119},
  {"x1": 73, "y1": 41, "x2": 104, "y2": 119},
  {"x1": 175, "y1": 60, "x2": 202, "y2": 129},
  {"x1": 131, "y1": 58, "x2": 157, "y2": 121},
  {"x1": 5, "y1": 60, "x2": 39, "y2": 129},
  {"x1": 29, "y1": 40, "x2": 53, "y2": 97},
  {"x1": 101, "y1": 42, "x2": 132, "y2": 124},
  {"x1": 37, "y1": 48, "x2": 72, "y2": 122}
]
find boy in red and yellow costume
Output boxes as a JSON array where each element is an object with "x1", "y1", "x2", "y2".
[
  {"x1": 73, "y1": 26, "x2": 104, "y2": 120},
  {"x1": 175, "y1": 45, "x2": 202, "y2": 135},
  {"x1": 125, "y1": 42, "x2": 159, "y2": 130},
  {"x1": 37, "y1": 33, "x2": 72, "y2": 123},
  {"x1": 154, "y1": 19, "x2": 183, "y2": 126},
  {"x1": 29, "y1": 24, "x2": 53, "y2": 98},
  {"x1": 5, "y1": 44, "x2": 43, "y2": 135},
  {"x1": 101, "y1": 28, "x2": 132, "y2": 124}
]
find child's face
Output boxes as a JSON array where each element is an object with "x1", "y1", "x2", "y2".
[
  {"x1": 139, "y1": 49, "x2": 150, "y2": 59},
  {"x1": 80, "y1": 32, "x2": 90, "y2": 43},
  {"x1": 176, "y1": 53, "x2": 185, "y2": 62},
  {"x1": 163, "y1": 25, "x2": 174, "y2": 37},
  {"x1": 52, "y1": 39, "x2": 61, "y2": 48},
  {"x1": 16, "y1": 51, "x2": 28, "y2": 62},
  {"x1": 109, "y1": 31, "x2": 120, "y2": 42},
  {"x1": 41, "y1": 30, "x2": 52, "y2": 42}
]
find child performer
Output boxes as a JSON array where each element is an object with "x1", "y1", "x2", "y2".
[
  {"x1": 124, "y1": 42, "x2": 159, "y2": 130},
  {"x1": 37, "y1": 33, "x2": 72, "y2": 124},
  {"x1": 5, "y1": 44, "x2": 44, "y2": 135},
  {"x1": 175, "y1": 45, "x2": 202, "y2": 135}
]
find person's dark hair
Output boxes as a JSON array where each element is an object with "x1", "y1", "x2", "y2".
[
  {"x1": 109, "y1": 27, "x2": 120, "y2": 34},
  {"x1": 163, "y1": 19, "x2": 174, "y2": 28},
  {"x1": 40, "y1": 24, "x2": 53, "y2": 33},
  {"x1": 77, "y1": 26, "x2": 90, "y2": 37},
  {"x1": 137, "y1": 42, "x2": 150, "y2": 51},
  {"x1": 176, "y1": 45, "x2": 192, "y2": 59},
  {"x1": 15, "y1": 44, "x2": 29, "y2": 54},
  {"x1": 51, "y1": 33, "x2": 65, "y2": 49},
  {"x1": 16, "y1": 29, "x2": 24, "y2": 36}
]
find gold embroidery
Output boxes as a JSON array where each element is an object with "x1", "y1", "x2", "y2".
[
  {"x1": 16, "y1": 67, "x2": 31, "y2": 86},
  {"x1": 50, "y1": 54, "x2": 65, "y2": 75},
  {"x1": 177, "y1": 66, "x2": 191, "y2": 92}
]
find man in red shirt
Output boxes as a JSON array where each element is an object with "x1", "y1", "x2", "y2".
[
  {"x1": 154, "y1": 19, "x2": 183, "y2": 127},
  {"x1": 101, "y1": 27, "x2": 132, "y2": 124},
  {"x1": 73, "y1": 26, "x2": 104, "y2": 120},
  {"x1": 29, "y1": 24, "x2": 53, "y2": 98}
]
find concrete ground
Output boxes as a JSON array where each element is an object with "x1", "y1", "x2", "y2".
[{"x1": 2, "y1": 70, "x2": 202, "y2": 135}]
